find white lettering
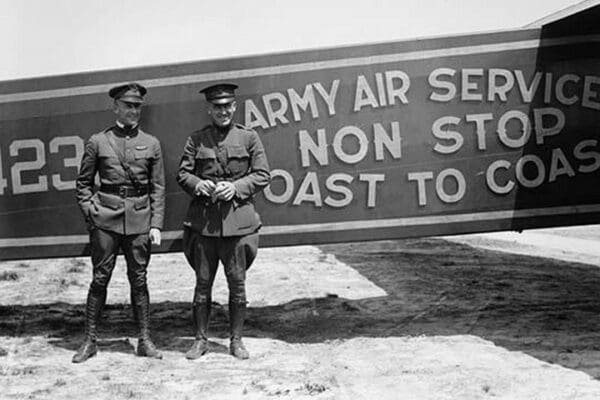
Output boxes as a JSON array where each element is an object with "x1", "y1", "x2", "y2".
[
  {"x1": 332, "y1": 126, "x2": 369, "y2": 164},
  {"x1": 548, "y1": 148, "x2": 575, "y2": 182},
  {"x1": 582, "y1": 75, "x2": 600, "y2": 110},
  {"x1": 465, "y1": 113, "x2": 494, "y2": 150},
  {"x1": 428, "y1": 68, "x2": 456, "y2": 102},
  {"x1": 287, "y1": 85, "x2": 318, "y2": 122},
  {"x1": 298, "y1": 129, "x2": 329, "y2": 167},
  {"x1": 461, "y1": 68, "x2": 484, "y2": 101},
  {"x1": 408, "y1": 171, "x2": 434, "y2": 206},
  {"x1": 373, "y1": 122, "x2": 402, "y2": 161},
  {"x1": 244, "y1": 99, "x2": 269, "y2": 129},
  {"x1": 0, "y1": 146, "x2": 7, "y2": 194},
  {"x1": 10, "y1": 139, "x2": 48, "y2": 194},
  {"x1": 263, "y1": 169, "x2": 294, "y2": 204},
  {"x1": 359, "y1": 173, "x2": 385, "y2": 208},
  {"x1": 293, "y1": 171, "x2": 322, "y2": 206},
  {"x1": 497, "y1": 110, "x2": 531, "y2": 148},
  {"x1": 515, "y1": 155, "x2": 545, "y2": 188},
  {"x1": 263, "y1": 92, "x2": 289, "y2": 127},
  {"x1": 324, "y1": 173, "x2": 354, "y2": 208},
  {"x1": 354, "y1": 75, "x2": 379, "y2": 111},
  {"x1": 385, "y1": 70, "x2": 410, "y2": 105},
  {"x1": 314, "y1": 80, "x2": 340, "y2": 116},
  {"x1": 488, "y1": 68, "x2": 514, "y2": 102},
  {"x1": 534, "y1": 107, "x2": 565, "y2": 145},
  {"x1": 49, "y1": 136, "x2": 84, "y2": 191},
  {"x1": 515, "y1": 70, "x2": 542, "y2": 103},
  {"x1": 432, "y1": 116, "x2": 463, "y2": 154},
  {"x1": 436, "y1": 168, "x2": 466, "y2": 203},
  {"x1": 544, "y1": 73, "x2": 553, "y2": 104},
  {"x1": 486, "y1": 160, "x2": 514, "y2": 194},
  {"x1": 555, "y1": 74, "x2": 580, "y2": 106},
  {"x1": 574, "y1": 139, "x2": 600, "y2": 173},
  {"x1": 375, "y1": 73, "x2": 387, "y2": 107}
]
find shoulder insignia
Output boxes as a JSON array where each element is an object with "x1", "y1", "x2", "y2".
[{"x1": 94, "y1": 127, "x2": 113, "y2": 137}]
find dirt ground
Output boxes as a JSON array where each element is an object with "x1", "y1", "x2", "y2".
[{"x1": 3, "y1": 227, "x2": 600, "y2": 399}]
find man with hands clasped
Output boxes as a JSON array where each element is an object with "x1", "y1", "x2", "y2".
[{"x1": 177, "y1": 83, "x2": 270, "y2": 360}]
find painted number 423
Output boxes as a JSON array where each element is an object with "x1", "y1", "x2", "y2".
[{"x1": 0, "y1": 136, "x2": 83, "y2": 195}]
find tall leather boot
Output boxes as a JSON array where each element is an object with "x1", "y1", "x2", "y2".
[
  {"x1": 185, "y1": 301, "x2": 211, "y2": 360},
  {"x1": 72, "y1": 288, "x2": 105, "y2": 363},
  {"x1": 229, "y1": 301, "x2": 249, "y2": 359},
  {"x1": 132, "y1": 288, "x2": 162, "y2": 359}
]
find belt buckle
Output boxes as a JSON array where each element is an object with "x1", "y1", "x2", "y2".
[{"x1": 118, "y1": 186, "x2": 127, "y2": 197}]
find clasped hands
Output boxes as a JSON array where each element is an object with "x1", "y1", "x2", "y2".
[{"x1": 194, "y1": 179, "x2": 236, "y2": 202}]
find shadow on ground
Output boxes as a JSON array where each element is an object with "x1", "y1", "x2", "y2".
[{"x1": 2, "y1": 238, "x2": 600, "y2": 378}]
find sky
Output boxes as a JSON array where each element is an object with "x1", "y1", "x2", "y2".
[{"x1": 0, "y1": 0, "x2": 585, "y2": 81}]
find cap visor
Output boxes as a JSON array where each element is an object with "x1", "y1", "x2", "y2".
[
  {"x1": 209, "y1": 97, "x2": 235, "y2": 105},
  {"x1": 118, "y1": 96, "x2": 144, "y2": 104}
]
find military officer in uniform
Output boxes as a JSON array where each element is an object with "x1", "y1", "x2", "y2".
[
  {"x1": 73, "y1": 83, "x2": 165, "y2": 363},
  {"x1": 177, "y1": 83, "x2": 270, "y2": 360}
]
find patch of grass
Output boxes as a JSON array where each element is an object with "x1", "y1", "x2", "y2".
[
  {"x1": 67, "y1": 259, "x2": 87, "y2": 273},
  {"x1": 72, "y1": 259, "x2": 86, "y2": 267},
  {"x1": 7, "y1": 365, "x2": 38, "y2": 376},
  {"x1": 29, "y1": 388, "x2": 51, "y2": 398},
  {"x1": 269, "y1": 388, "x2": 290, "y2": 396},
  {"x1": 300, "y1": 382, "x2": 328, "y2": 395},
  {"x1": 0, "y1": 271, "x2": 19, "y2": 281},
  {"x1": 58, "y1": 278, "x2": 82, "y2": 289}
]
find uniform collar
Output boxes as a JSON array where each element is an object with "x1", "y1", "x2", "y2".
[
  {"x1": 114, "y1": 121, "x2": 139, "y2": 137},
  {"x1": 212, "y1": 123, "x2": 232, "y2": 138}
]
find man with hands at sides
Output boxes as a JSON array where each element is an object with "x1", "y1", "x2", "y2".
[{"x1": 73, "y1": 83, "x2": 165, "y2": 363}]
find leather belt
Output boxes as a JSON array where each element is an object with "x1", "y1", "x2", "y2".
[{"x1": 100, "y1": 184, "x2": 149, "y2": 197}]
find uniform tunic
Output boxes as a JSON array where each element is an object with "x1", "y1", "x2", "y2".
[
  {"x1": 75, "y1": 124, "x2": 165, "y2": 291},
  {"x1": 177, "y1": 123, "x2": 270, "y2": 237},
  {"x1": 76, "y1": 125, "x2": 165, "y2": 235},
  {"x1": 177, "y1": 123, "x2": 270, "y2": 305}
]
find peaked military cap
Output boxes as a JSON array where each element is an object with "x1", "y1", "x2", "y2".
[
  {"x1": 108, "y1": 83, "x2": 147, "y2": 103},
  {"x1": 200, "y1": 83, "x2": 238, "y2": 105}
]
